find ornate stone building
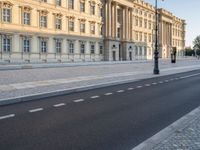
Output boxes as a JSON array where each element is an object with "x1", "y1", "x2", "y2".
[{"x1": 0, "y1": 0, "x2": 185, "y2": 63}]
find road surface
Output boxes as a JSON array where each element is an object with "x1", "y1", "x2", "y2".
[{"x1": 0, "y1": 70, "x2": 200, "y2": 150}]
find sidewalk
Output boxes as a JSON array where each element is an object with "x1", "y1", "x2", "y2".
[
  {"x1": 0, "y1": 58, "x2": 200, "y2": 106},
  {"x1": 133, "y1": 106, "x2": 200, "y2": 150}
]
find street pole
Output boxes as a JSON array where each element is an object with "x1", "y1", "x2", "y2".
[{"x1": 153, "y1": 0, "x2": 160, "y2": 74}]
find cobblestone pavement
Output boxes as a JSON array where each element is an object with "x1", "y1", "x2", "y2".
[
  {"x1": 151, "y1": 111, "x2": 200, "y2": 150},
  {"x1": 0, "y1": 58, "x2": 200, "y2": 101}
]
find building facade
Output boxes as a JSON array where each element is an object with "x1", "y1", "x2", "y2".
[{"x1": 0, "y1": 0, "x2": 185, "y2": 63}]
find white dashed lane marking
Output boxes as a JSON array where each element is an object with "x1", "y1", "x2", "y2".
[
  {"x1": 145, "y1": 84, "x2": 151, "y2": 87},
  {"x1": 117, "y1": 90, "x2": 125, "y2": 93},
  {"x1": 73, "y1": 99, "x2": 84, "y2": 103},
  {"x1": 104, "y1": 93, "x2": 113, "y2": 96},
  {"x1": 91, "y1": 96, "x2": 100, "y2": 99},
  {"x1": 159, "y1": 81, "x2": 163, "y2": 84},
  {"x1": 0, "y1": 114, "x2": 15, "y2": 120},
  {"x1": 152, "y1": 82, "x2": 157, "y2": 85},
  {"x1": 128, "y1": 88, "x2": 134, "y2": 90},
  {"x1": 53, "y1": 103, "x2": 66, "y2": 107},
  {"x1": 29, "y1": 108, "x2": 44, "y2": 113},
  {"x1": 137, "y1": 86, "x2": 143, "y2": 88}
]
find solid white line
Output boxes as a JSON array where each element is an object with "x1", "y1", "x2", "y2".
[
  {"x1": 91, "y1": 96, "x2": 100, "y2": 99},
  {"x1": 0, "y1": 114, "x2": 15, "y2": 120},
  {"x1": 117, "y1": 90, "x2": 125, "y2": 93},
  {"x1": 53, "y1": 103, "x2": 66, "y2": 107},
  {"x1": 29, "y1": 108, "x2": 43, "y2": 113},
  {"x1": 137, "y1": 86, "x2": 143, "y2": 88},
  {"x1": 128, "y1": 88, "x2": 134, "y2": 90},
  {"x1": 73, "y1": 99, "x2": 84, "y2": 103},
  {"x1": 104, "y1": 93, "x2": 113, "y2": 96}
]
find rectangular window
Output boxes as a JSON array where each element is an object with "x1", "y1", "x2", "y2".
[
  {"x1": 80, "y1": 42, "x2": 85, "y2": 54},
  {"x1": 3, "y1": 8, "x2": 11, "y2": 23},
  {"x1": 40, "y1": 16, "x2": 47, "y2": 28},
  {"x1": 80, "y1": 2, "x2": 85, "y2": 12},
  {"x1": 99, "y1": 44, "x2": 103, "y2": 54},
  {"x1": 69, "y1": 20, "x2": 74, "y2": 31},
  {"x1": 56, "y1": 0, "x2": 61, "y2": 6},
  {"x1": 69, "y1": 0, "x2": 74, "y2": 9},
  {"x1": 68, "y1": 41, "x2": 74, "y2": 54},
  {"x1": 23, "y1": 12, "x2": 30, "y2": 25},
  {"x1": 80, "y1": 23, "x2": 85, "y2": 33},
  {"x1": 3, "y1": 36, "x2": 11, "y2": 52},
  {"x1": 55, "y1": 39, "x2": 62, "y2": 53},
  {"x1": 90, "y1": 23, "x2": 95, "y2": 34},
  {"x1": 90, "y1": 5, "x2": 95, "y2": 15},
  {"x1": 40, "y1": 39, "x2": 48, "y2": 53},
  {"x1": 23, "y1": 37, "x2": 30, "y2": 53},
  {"x1": 90, "y1": 43, "x2": 95, "y2": 54},
  {"x1": 56, "y1": 18, "x2": 62, "y2": 30}
]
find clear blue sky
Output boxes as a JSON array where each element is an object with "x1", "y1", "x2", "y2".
[{"x1": 144, "y1": 0, "x2": 200, "y2": 47}]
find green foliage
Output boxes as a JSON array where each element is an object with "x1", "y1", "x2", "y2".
[
  {"x1": 185, "y1": 48, "x2": 195, "y2": 56},
  {"x1": 193, "y1": 35, "x2": 200, "y2": 51},
  {"x1": 196, "y1": 50, "x2": 200, "y2": 55}
]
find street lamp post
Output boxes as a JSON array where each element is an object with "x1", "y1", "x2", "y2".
[{"x1": 153, "y1": 0, "x2": 160, "y2": 74}]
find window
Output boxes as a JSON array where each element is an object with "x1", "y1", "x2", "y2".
[
  {"x1": 139, "y1": 18, "x2": 142, "y2": 27},
  {"x1": 3, "y1": 8, "x2": 11, "y2": 23},
  {"x1": 23, "y1": 37, "x2": 31, "y2": 53},
  {"x1": 40, "y1": 15, "x2": 47, "y2": 28},
  {"x1": 90, "y1": 5, "x2": 95, "y2": 15},
  {"x1": 69, "y1": 20, "x2": 74, "y2": 31},
  {"x1": 144, "y1": 47, "x2": 147, "y2": 56},
  {"x1": 90, "y1": 42, "x2": 95, "y2": 54},
  {"x1": 40, "y1": 38, "x2": 48, "y2": 53},
  {"x1": 148, "y1": 34, "x2": 151, "y2": 42},
  {"x1": 55, "y1": 39, "x2": 62, "y2": 53},
  {"x1": 135, "y1": 17, "x2": 138, "y2": 26},
  {"x1": 144, "y1": 19, "x2": 147, "y2": 28},
  {"x1": 80, "y1": 2, "x2": 85, "y2": 12},
  {"x1": 90, "y1": 23, "x2": 95, "y2": 34},
  {"x1": 139, "y1": 47, "x2": 143, "y2": 56},
  {"x1": 69, "y1": 0, "x2": 74, "y2": 9},
  {"x1": 23, "y1": 12, "x2": 30, "y2": 25},
  {"x1": 135, "y1": 46, "x2": 138, "y2": 56},
  {"x1": 56, "y1": 0, "x2": 61, "y2": 6},
  {"x1": 117, "y1": 28, "x2": 120, "y2": 38},
  {"x1": 3, "y1": 36, "x2": 11, "y2": 52},
  {"x1": 139, "y1": 32, "x2": 142, "y2": 41},
  {"x1": 99, "y1": 44, "x2": 103, "y2": 54},
  {"x1": 148, "y1": 21, "x2": 151, "y2": 29},
  {"x1": 80, "y1": 22, "x2": 85, "y2": 33},
  {"x1": 144, "y1": 33, "x2": 147, "y2": 42},
  {"x1": 80, "y1": 41, "x2": 85, "y2": 54},
  {"x1": 55, "y1": 18, "x2": 62, "y2": 30},
  {"x1": 68, "y1": 40, "x2": 74, "y2": 54}
]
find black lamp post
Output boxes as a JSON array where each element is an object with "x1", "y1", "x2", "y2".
[{"x1": 153, "y1": 0, "x2": 160, "y2": 75}]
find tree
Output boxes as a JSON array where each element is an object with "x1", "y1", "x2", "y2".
[
  {"x1": 193, "y1": 35, "x2": 200, "y2": 56},
  {"x1": 185, "y1": 47, "x2": 195, "y2": 56}
]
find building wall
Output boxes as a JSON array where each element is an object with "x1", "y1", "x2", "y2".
[{"x1": 0, "y1": 0, "x2": 186, "y2": 63}]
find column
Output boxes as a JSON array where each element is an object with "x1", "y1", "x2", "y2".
[
  {"x1": 114, "y1": 2, "x2": 117, "y2": 38},
  {"x1": 130, "y1": 8, "x2": 133, "y2": 41},
  {"x1": 107, "y1": 0, "x2": 112, "y2": 37},
  {"x1": 125, "y1": 7, "x2": 129, "y2": 40}
]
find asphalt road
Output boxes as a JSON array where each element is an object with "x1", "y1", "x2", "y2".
[{"x1": 0, "y1": 70, "x2": 200, "y2": 150}]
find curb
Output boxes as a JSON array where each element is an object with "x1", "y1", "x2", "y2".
[
  {"x1": 0, "y1": 78, "x2": 140, "y2": 106},
  {"x1": 1, "y1": 67, "x2": 200, "y2": 106},
  {"x1": 132, "y1": 106, "x2": 200, "y2": 150}
]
